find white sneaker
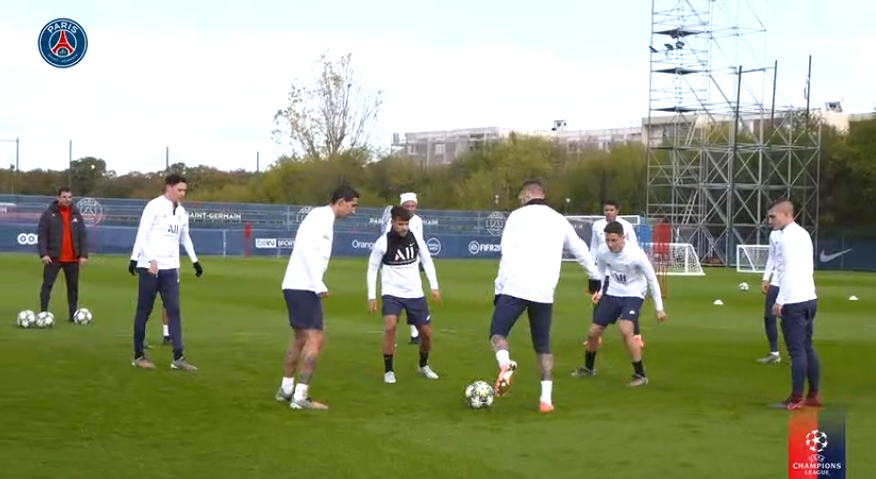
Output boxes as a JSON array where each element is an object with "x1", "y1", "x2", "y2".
[
  {"x1": 384, "y1": 371, "x2": 397, "y2": 384},
  {"x1": 418, "y1": 365, "x2": 439, "y2": 379}
]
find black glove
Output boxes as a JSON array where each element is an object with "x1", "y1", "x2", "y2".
[
  {"x1": 493, "y1": 295, "x2": 499, "y2": 306},
  {"x1": 193, "y1": 262, "x2": 203, "y2": 277},
  {"x1": 128, "y1": 260, "x2": 137, "y2": 276},
  {"x1": 588, "y1": 279, "x2": 602, "y2": 294}
]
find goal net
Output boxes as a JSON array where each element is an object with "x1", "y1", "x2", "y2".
[
  {"x1": 736, "y1": 245, "x2": 770, "y2": 273},
  {"x1": 562, "y1": 215, "x2": 704, "y2": 277}
]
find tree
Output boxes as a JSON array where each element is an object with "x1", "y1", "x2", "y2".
[{"x1": 272, "y1": 52, "x2": 384, "y2": 161}]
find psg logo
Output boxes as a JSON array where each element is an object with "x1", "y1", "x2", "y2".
[{"x1": 38, "y1": 18, "x2": 88, "y2": 68}]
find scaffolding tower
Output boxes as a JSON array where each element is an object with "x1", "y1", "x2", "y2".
[{"x1": 645, "y1": 0, "x2": 820, "y2": 265}]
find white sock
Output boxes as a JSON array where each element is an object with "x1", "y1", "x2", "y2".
[
  {"x1": 293, "y1": 383, "x2": 309, "y2": 401},
  {"x1": 162, "y1": 325, "x2": 169, "y2": 337},
  {"x1": 540, "y1": 380, "x2": 553, "y2": 404},
  {"x1": 410, "y1": 325, "x2": 419, "y2": 338},
  {"x1": 281, "y1": 377, "x2": 295, "y2": 395},
  {"x1": 495, "y1": 349, "x2": 510, "y2": 368}
]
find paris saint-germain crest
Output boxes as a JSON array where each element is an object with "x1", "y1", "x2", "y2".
[{"x1": 38, "y1": 18, "x2": 88, "y2": 68}]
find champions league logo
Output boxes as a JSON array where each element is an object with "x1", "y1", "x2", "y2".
[
  {"x1": 792, "y1": 430, "x2": 842, "y2": 476},
  {"x1": 38, "y1": 18, "x2": 88, "y2": 68}
]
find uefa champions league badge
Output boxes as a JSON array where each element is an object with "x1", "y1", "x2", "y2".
[{"x1": 38, "y1": 18, "x2": 88, "y2": 68}]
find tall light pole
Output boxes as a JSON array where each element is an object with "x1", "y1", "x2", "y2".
[{"x1": 1, "y1": 138, "x2": 19, "y2": 194}]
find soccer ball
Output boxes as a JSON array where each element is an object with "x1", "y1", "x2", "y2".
[
  {"x1": 35, "y1": 311, "x2": 54, "y2": 328},
  {"x1": 738, "y1": 282, "x2": 750, "y2": 292},
  {"x1": 16, "y1": 310, "x2": 36, "y2": 328},
  {"x1": 73, "y1": 308, "x2": 93, "y2": 325},
  {"x1": 465, "y1": 380, "x2": 495, "y2": 409}
]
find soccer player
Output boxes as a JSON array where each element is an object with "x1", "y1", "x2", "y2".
[
  {"x1": 384, "y1": 192, "x2": 426, "y2": 345},
  {"x1": 129, "y1": 226, "x2": 202, "y2": 346},
  {"x1": 275, "y1": 185, "x2": 359, "y2": 410},
  {"x1": 489, "y1": 179, "x2": 600, "y2": 413},
  {"x1": 768, "y1": 199, "x2": 821, "y2": 409},
  {"x1": 368, "y1": 206, "x2": 441, "y2": 384},
  {"x1": 756, "y1": 225, "x2": 782, "y2": 364},
  {"x1": 587, "y1": 200, "x2": 644, "y2": 349},
  {"x1": 573, "y1": 221, "x2": 667, "y2": 386},
  {"x1": 130, "y1": 174, "x2": 201, "y2": 371}
]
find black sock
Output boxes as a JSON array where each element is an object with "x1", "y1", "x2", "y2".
[
  {"x1": 419, "y1": 351, "x2": 429, "y2": 368},
  {"x1": 585, "y1": 351, "x2": 596, "y2": 370},
  {"x1": 384, "y1": 354, "x2": 394, "y2": 373},
  {"x1": 173, "y1": 349, "x2": 184, "y2": 361},
  {"x1": 633, "y1": 360, "x2": 646, "y2": 377}
]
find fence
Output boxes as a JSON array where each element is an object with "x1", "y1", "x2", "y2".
[{"x1": 0, "y1": 194, "x2": 873, "y2": 271}]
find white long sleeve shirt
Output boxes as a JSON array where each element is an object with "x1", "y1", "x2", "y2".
[
  {"x1": 761, "y1": 229, "x2": 781, "y2": 287},
  {"x1": 494, "y1": 203, "x2": 599, "y2": 304},
  {"x1": 367, "y1": 233, "x2": 439, "y2": 300},
  {"x1": 590, "y1": 217, "x2": 638, "y2": 254},
  {"x1": 775, "y1": 222, "x2": 817, "y2": 305},
  {"x1": 131, "y1": 208, "x2": 198, "y2": 265},
  {"x1": 281, "y1": 205, "x2": 335, "y2": 294},
  {"x1": 132, "y1": 196, "x2": 197, "y2": 270},
  {"x1": 595, "y1": 243, "x2": 665, "y2": 311}
]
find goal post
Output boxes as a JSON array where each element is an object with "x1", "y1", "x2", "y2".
[
  {"x1": 562, "y1": 241, "x2": 704, "y2": 276},
  {"x1": 736, "y1": 244, "x2": 770, "y2": 273}
]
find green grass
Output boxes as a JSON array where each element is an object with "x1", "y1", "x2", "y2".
[{"x1": 0, "y1": 253, "x2": 873, "y2": 479}]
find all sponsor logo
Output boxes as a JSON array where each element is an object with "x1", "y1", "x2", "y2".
[
  {"x1": 352, "y1": 239, "x2": 375, "y2": 250},
  {"x1": 468, "y1": 240, "x2": 501, "y2": 255},
  {"x1": 17, "y1": 233, "x2": 38, "y2": 246},
  {"x1": 76, "y1": 197, "x2": 103, "y2": 225},
  {"x1": 426, "y1": 237, "x2": 441, "y2": 256},
  {"x1": 255, "y1": 238, "x2": 277, "y2": 249},
  {"x1": 278, "y1": 238, "x2": 295, "y2": 248}
]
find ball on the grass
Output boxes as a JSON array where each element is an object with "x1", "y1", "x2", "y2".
[
  {"x1": 73, "y1": 308, "x2": 92, "y2": 324},
  {"x1": 738, "y1": 282, "x2": 749, "y2": 292},
  {"x1": 465, "y1": 380, "x2": 495, "y2": 409},
  {"x1": 16, "y1": 310, "x2": 36, "y2": 328},
  {"x1": 35, "y1": 311, "x2": 54, "y2": 328}
]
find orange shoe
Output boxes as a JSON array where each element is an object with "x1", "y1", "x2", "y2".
[
  {"x1": 539, "y1": 401, "x2": 554, "y2": 413},
  {"x1": 495, "y1": 361, "x2": 517, "y2": 397},
  {"x1": 634, "y1": 335, "x2": 645, "y2": 349}
]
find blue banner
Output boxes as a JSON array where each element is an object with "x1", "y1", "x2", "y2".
[{"x1": 1, "y1": 224, "x2": 505, "y2": 260}]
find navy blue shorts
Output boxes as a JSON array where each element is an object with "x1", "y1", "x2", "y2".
[
  {"x1": 780, "y1": 299, "x2": 818, "y2": 347},
  {"x1": 382, "y1": 295, "x2": 431, "y2": 326},
  {"x1": 283, "y1": 289, "x2": 324, "y2": 331},
  {"x1": 764, "y1": 285, "x2": 780, "y2": 319},
  {"x1": 593, "y1": 294, "x2": 645, "y2": 327},
  {"x1": 489, "y1": 294, "x2": 553, "y2": 354}
]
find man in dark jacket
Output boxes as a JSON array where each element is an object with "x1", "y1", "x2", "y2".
[{"x1": 38, "y1": 187, "x2": 89, "y2": 322}]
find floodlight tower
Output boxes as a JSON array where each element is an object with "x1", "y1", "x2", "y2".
[{"x1": 645, "y1": 0, "x2": 821, "y2": 265}]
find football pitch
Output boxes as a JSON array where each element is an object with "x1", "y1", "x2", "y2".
[{"x1": 0, "y1": 253, "x2": 873, "y2": 479}]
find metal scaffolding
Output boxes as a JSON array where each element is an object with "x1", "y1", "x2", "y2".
[{"x1": 645, "y1": 0, "x2": 820, "y2": 265}]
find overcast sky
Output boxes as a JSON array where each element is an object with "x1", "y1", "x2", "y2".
[{"x1": 1, "y1": 0, "x2": 873, "y2": 173}]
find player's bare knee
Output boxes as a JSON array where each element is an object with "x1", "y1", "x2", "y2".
[
  {"x1": 618, "y1": 320, "x2": 635, "y2": 337},
  {"x1": 587, "y1": 325, "x2": 604, "y2": 339}
]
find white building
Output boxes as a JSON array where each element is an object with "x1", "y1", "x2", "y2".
[{"x1": 392, "y1": 105, "x2": 872, "y2": 166}]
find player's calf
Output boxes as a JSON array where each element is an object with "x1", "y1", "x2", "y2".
[
  {"x1": 619, "y1": 319, "x2": 647, "y2": 387},
  {"x1": 574, "y1": 324, "x2": 604, "y2": 378},
  {"x1": 382, "y1": 315, "x2": 399, "y2": 383},
  {"x1": 416, "y1": 324, "x2": 438, "y2": 379}
]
